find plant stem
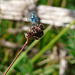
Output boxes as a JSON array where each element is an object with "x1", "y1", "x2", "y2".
[
  {"x1": 3, "y1": 25, "x2": 53, "y2": 75},
  {"x1": 4, "y1": 38, "x2": 29, "y2": 75}
]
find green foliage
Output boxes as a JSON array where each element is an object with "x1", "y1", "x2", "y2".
[
  {"x1": 39, "y1": 30, "x2": 52, "y2": 49},
  {"x1": 38, "y1": 0, "x2": 48, "y2": 5},
  {"x1": 1, "y1": 20, "x2": 75, "y2": 75},
  {"x1": 65, "y1": 29, "x2": 75, "y2": 57},
  {"x1": 58, "y1": 29, "x2": 75, "y2": 57},
  {"x1": 38, "y1": 0, "x2": 75, "y2": 9},
  {"x1": 32, "y1": 64, "x2": 59, "y2": 75},
  {"x1": 66, "y1": 0, "x2": 75, "y2": 9},
  {"x1": 14, "y1": 34, "x2": 23, "y2": 43},
  {"x1": 15, "y1": 54, "x2": 33, "y2": 75}
]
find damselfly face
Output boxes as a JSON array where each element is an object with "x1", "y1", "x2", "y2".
[{"x1": 28, "y1": 11, "x2": 39, "y2": 26}]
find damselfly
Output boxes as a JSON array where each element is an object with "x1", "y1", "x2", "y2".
[{"x1": 28, "y1": 11, "x2": 39, "y2": 26}]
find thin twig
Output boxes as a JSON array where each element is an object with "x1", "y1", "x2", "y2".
[{"x1": 4, "y1": 38, "x2": 29, "y2": 75}]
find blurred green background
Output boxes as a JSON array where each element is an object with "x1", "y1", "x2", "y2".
[{"x1": 0, "y1": 0, "x2": 75, "y2": 75}]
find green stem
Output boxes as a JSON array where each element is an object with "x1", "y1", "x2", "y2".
[{"x1": 32, "y1": 20, "x2": 75, "y2": 63}]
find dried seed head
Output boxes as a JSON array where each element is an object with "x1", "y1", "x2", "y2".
[{"x1": 25, "y1": 24, "x2": 44, "y2": 40}]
